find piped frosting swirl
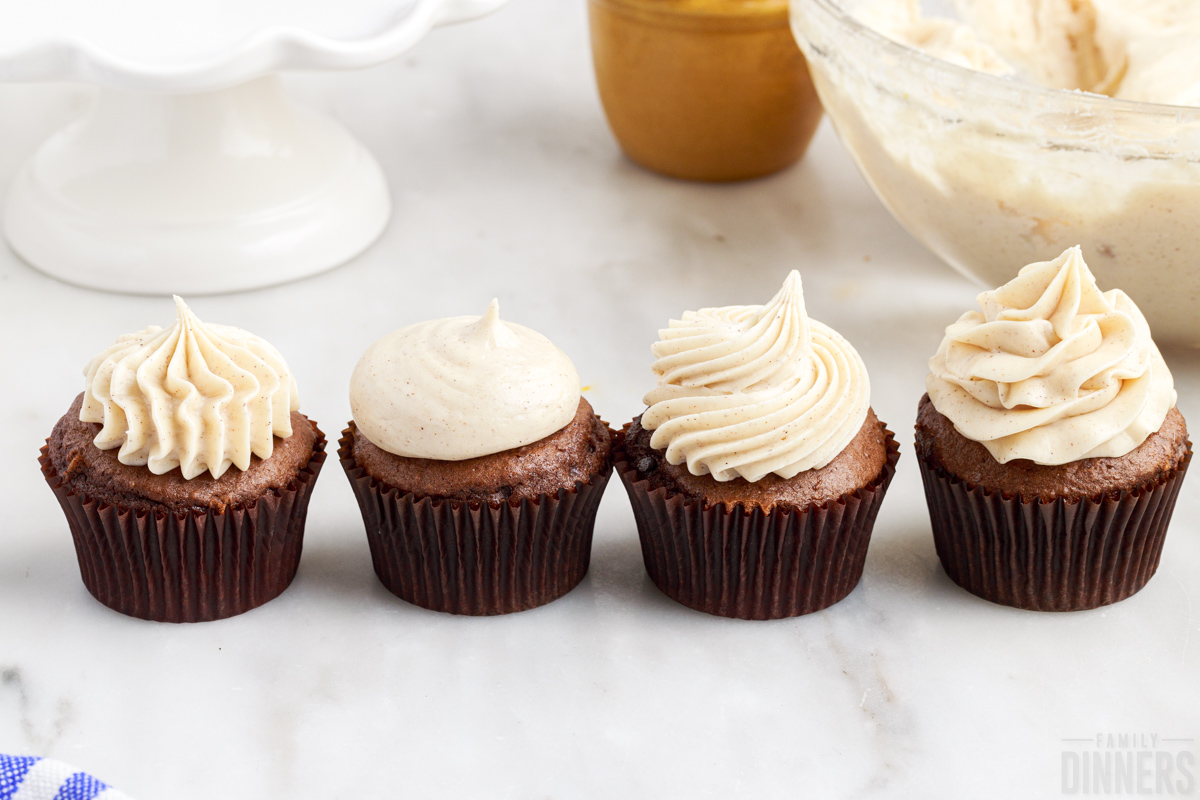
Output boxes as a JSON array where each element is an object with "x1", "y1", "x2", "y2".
[
  {"x1": 927, "y1": 246, "x2": 1176, "y2": 465},
  {"x1": 641, "y1": 271, "x2": 870, "y2": 483},
  {"x1": 81, "y1": 297, "x2": 299, "y2": 480},
  {"x1": 349, "y1": 299, "x2": 581, "y2": 461}
]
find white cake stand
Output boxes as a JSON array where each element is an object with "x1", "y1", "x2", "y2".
[{"x1": 0, "y1": 0, "x2": 508, "y2": 294}]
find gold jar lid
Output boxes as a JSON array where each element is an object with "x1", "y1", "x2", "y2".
[{"x1": 588, "y1": 0, "x2": 790, "y2": 31}]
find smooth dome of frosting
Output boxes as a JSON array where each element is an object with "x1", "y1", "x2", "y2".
[
  {"x1": 81, "y1": 296, "x2": 300, "y2": 480},
  {"x1": 641, "y1": 271, "x2": 870, "y2": 483},
  {"x1": 349, "y1": 299, "x2": 581, "y2": 461},
  {"x1": 927, "y1": 246, "x2": 1176, "y2": 465}
]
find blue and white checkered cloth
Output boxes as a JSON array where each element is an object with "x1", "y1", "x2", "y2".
[{"x1": 0, "y1": 756, "x2": 132, "y2": 800}]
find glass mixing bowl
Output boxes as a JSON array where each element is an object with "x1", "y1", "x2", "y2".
[{"x1": 790, "y1": 0, "x2": 1200, "y2": 345}]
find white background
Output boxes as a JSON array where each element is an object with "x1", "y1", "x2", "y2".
[{"x1": 1, "y1": 0, "x2": 1198, "y2": 796}]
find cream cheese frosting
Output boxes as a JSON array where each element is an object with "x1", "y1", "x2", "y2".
[
  {"x1": 860, "y1": 0, "x2": 1200, "y2": 106},
  {"x1": 857, "y1": 1, "x2": 1016, "y2": 77},
  {"x1": 927, "y1": 247, "x2": 1176, "y2": 465},
  {"x1": 349, "y1": 300, "x2": 581, "y2": 461},
  {"x1": 641, "y1": 271, "x2": 870, "y2": 483},
  {"x1": 81, "y1": 296, "x2": 299, "y2": 480}
]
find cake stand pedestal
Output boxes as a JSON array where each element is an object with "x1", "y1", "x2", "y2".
[{"x1": 0, "y1": 0, "x2": 507, "y2": 294}]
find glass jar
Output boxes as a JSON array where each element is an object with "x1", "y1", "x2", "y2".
[{"x1": 589, "y1": 0, "x2": 824, "y2": 182}]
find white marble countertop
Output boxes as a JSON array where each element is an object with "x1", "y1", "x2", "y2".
[{"x1": 1, "y1": 0, "x2": 1198, "y2": 797}]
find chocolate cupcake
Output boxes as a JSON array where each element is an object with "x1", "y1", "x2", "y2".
[
  {"x1": 340, "y1": 300, "x2": 613, "y2": 615},
  {"x1": 917, "y1": 246, "x2": 1191, "y2": 611},
  {"x1": 615, "y1": 271, "x2": 899, "y2": 619},
  {"x1": 41, "y1": 297, "x2": 326, "y2": 622}
]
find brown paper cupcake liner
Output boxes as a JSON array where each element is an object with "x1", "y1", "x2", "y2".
[
  {"x1": 614, "y1": 424, "x2": 900, "y2": 620},
  {"x1": 339, "y1": 422, "x2": 614, "y2": 616},
  {"x1": 39, "y1": 422, "x2": 327, "y2": 623},
  {"x1": 916, "y1": 442, "x2": 1192, "y2": 612}
]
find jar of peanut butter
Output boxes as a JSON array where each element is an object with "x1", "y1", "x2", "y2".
[{"x1": 588, "y1": 0, "x2": 823, "y2": 182}]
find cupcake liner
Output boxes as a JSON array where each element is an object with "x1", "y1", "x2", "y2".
[
  {"x1": 339, "y1": 422, "x2": 614, "y2": 616},
  {"x1": 39, "y1": 422, "x2": 327, "y2": 623},
  {"x1": 916, "y1": 442, "x2": 1192, "y2": 611},
  {"x1": 614, "y1": 425, "x2": 900, "y2": 620}
]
